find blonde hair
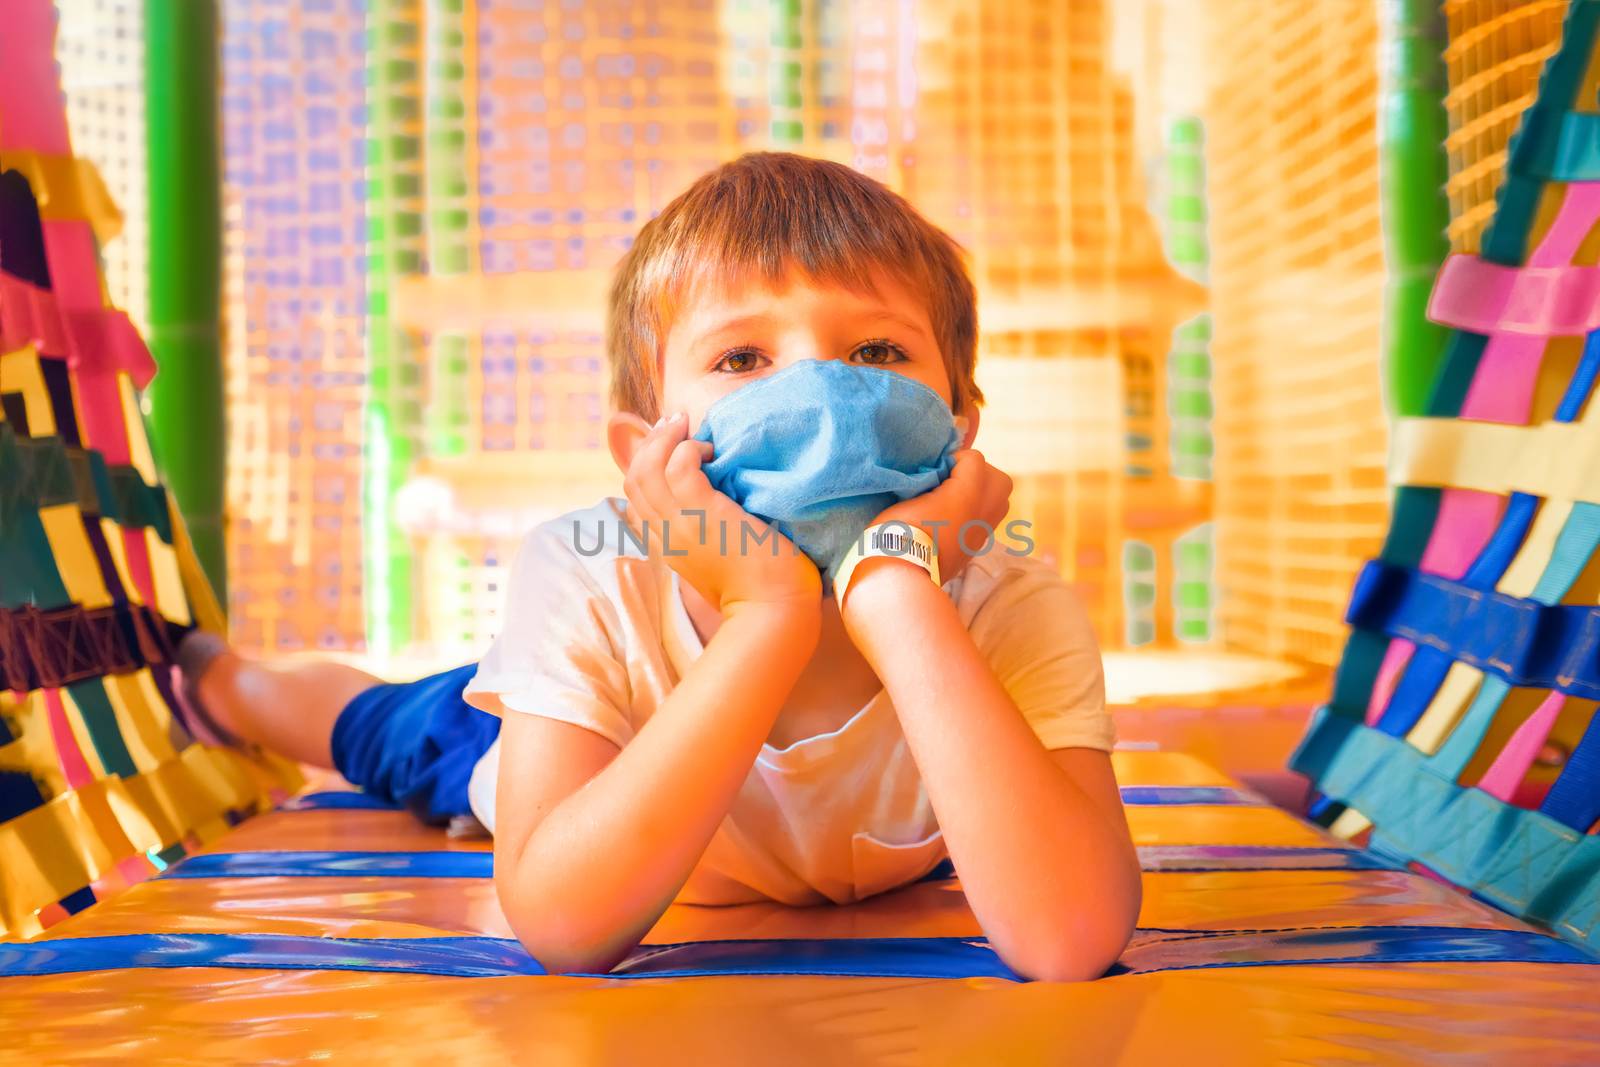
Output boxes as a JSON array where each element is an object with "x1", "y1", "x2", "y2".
[{"x1": 606, "y1": 152, "x2": 981, "y2": 420}]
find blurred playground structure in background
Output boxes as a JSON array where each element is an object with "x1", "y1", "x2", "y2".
[
  {"x1": 7, "y1": 0, "x2": 1600, "y2": 1048},
  {"x1": 45, "y1": 0, "x2": 1572, "y2": 680}
]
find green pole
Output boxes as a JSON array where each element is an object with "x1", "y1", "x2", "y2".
[
  {"x1": 365, "y1": 5, "x2": 425, "y2": 656},
  {"x1": 1163, "y1": 117, "x2": 1215, "y2": 644},
  {"x1": 1378, "y1": 0, "x2": 1452, "y2": 418},
  {"x1": 769, "y1": 0, "x2": 805, "y2": 145},
  {"x1": 142, "y1": 0, "x2": 227, "y2": 601},
  {"x1": 424, "y1": 0, "x2": 473, "y2": 458}
]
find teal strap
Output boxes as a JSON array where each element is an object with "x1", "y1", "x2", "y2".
[
  {"x1": 1546, "y1": 113, "x2": 1600, "y2": 182},
  {"x1": 1293, "y1": 707, "x2": 1600, "y2": 953}
]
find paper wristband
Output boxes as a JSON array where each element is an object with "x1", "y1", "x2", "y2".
[{"x1": 833, "y1": 523, "x2": 940, "y2": 609}]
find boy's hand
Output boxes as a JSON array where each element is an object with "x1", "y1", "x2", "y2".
[
  {"x1": 623, "y1": 412, "x2": 822, "y2": 614},
  {"x1": 864, "y1": 449, "x2": 1014, "y2": 586}
]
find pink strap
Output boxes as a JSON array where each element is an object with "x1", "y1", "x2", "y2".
[
  {"x1": 0, "y1": 2, "x2": 71, "y2": 154},
  {"x1": 1429, "y1": 256, "x2": 1600, "y2": 336},
  {"x1": 41, "y1": 220, "x2": 103, "y2": 310},
  {"x1": 1476, "y1": 691, "x2": 1566, "y2": 802},
  {"x1": 1458, "y1": 335, "x2": 1552, "y2": 422},
  {"x1": 1366, "y1": 639, "x2": 1414, "y2": 724},
  {"x1": 119, "y1": 523, "x2": 158, "y2": 607},
  {"x1": 1429, "y1": 183, "x2": 1600, "y2": 338},
  {"x1": 44, "y1": 688, "x2": 94, "y2": 789},
  {"x1": 1418, "y1": 490, "x2": 1505, "y2": 577},
  {"x1": 73, "y1": 367, "x2": 131, "y2": 464},
  {"x1": 65, "y1": 307, "x2": 157, "y2": 387},
  {"x1": 0, "y1": 274, "x2": 68, "y2": 356}
]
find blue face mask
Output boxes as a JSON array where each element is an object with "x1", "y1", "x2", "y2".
[{"x1": 692, "y1": 359, "x2": 961, "y2": 586}]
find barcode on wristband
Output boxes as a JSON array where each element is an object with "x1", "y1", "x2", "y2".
[{"x1": 868, "y1": 528, "x2": 933, "y2": 565}]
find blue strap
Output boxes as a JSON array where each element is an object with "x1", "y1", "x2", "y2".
[
  {"x1": 1427, "y1": 676, "x2": 1513, "y2": 778},
  {"x1": 163, "y1": 842, "x2": 1371, "y2": 883},
  {"x1": 1539, "y1": 702, "x2": 1600, "y2": 832},
  {"x1": 1345, "y1": 561, "x2": 1600, "y2": 701},
  {"x1": 1111, "y1": 924, "x2": 1595, "y2": 975},
  {"x1": 1118, "y1": 786, "x2": 1261, "y2": 806},
  {"x1": 279, "y1": 792, "x2": 402, "y2": 812},
  {"x1": 1554, "y1": 325, "x2": 1600, "y2": 422},
  {"x1": 2, "y1": 926, "x2": 1588, "y2": 982},
  {"x1": 163, "y1": 850, "x2": 493, "y2": 879},
  {"x1": 1359, "y1": 498, "x2": 1600, "y2": 736},
  {"x1": 1135, "y1": 845, "x2": 1389, "y2": 872},
  {"x1": 276, "y1": 784, "x2": 1260, "y2": 815},
  {"x1": 0, "y1": 934, "x2": 544, "y2": 980}
]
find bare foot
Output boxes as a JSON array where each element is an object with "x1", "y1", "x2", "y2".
[{"x1": 173, "y1": 631, "x2": 248, "y2": 747}]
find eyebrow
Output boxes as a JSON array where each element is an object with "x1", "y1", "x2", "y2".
[
  {"x1": 866, "y1": 309, "x2": 934, "y2": 341},
  {"x1": 695, "y1": 312, "x2": 780, "y2": 345},
  {"x1": 694, "y1": 307, "x2": 933, "y2": 347}
]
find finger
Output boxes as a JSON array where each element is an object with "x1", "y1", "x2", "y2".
[
  {"x1": 945, "y1": 449, "x2": 987, "y2": 491},
  {"x1": 949, "y1": 448, "x2": 984, "y2": 468},
  {"x1": 664, "y1": 437, "x2": 713, "y2": 502},
  {"x1": 936, "y1": 450, "x2": 988, "y2": 514},
  {"x1": 632, "y1": 413, "x2": 691, "y2": 532},
  {"x1": 624, "y1": 414, "x2": 682, "y2": 519}
]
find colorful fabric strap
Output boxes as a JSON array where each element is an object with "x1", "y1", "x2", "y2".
[
  {"x1": 1428, "y1": 255, "x2": 1600, "y2": 337},
  {"x1": 1345, "y1": 560, "x2": 1600, "y2": 703},
  {"x1": 0, "y1": 926, "x2": 1588, "y2": 982}
]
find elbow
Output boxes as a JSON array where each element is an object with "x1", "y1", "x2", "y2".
[
  {"x1": 498, "y1": 875, "x2": 636, "y2": 976},
  {"x1": 527, "y1": 942, "x2": 629, "y2": 978},
  {"x1": 1008, "y1": 948, "x2": 1116, "y2": 984},
  {"x1": 992, "y1": 892, "x2": 1140, "y2": 983},
  {"x1": 511, "y1": 918, "x2": 636, "y2": 977},
  {"x1": 997, "y1": 937, "x2": 1122, "y2": 983}
]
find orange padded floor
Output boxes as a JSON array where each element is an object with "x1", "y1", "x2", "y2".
[{"x1": 3, "y1": 750, "x2": 1596, "y2": 1065}]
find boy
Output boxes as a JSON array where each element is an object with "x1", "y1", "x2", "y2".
[{"x1": 181, "y1": 152, "x2": 1140, "y2": 982}]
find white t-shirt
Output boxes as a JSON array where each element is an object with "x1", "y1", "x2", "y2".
[{"x1": 462, "y1": 498, "x2": 1114, "y2": 906}]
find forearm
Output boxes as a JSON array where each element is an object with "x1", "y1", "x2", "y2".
[
  {"x1": 843, "y1": 562, "x2": 1140, "y2": 981},
  {"x1": 499, "y1": 601, "x2": 818, "y2": 973}
]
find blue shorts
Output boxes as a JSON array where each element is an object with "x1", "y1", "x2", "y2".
[{"x1": 329, "y1": 664, "x2": 501, "y2": 825}]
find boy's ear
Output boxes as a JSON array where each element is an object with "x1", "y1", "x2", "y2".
[
  {"x1": 607, "y1": 411, "x2": 653, "y2": 476},
  {"x1": 958, "y1": 405, "x2": 981, "y2": 450}
]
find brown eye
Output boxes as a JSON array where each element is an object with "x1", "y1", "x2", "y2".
[
  {"x1": 716, "y1": 350, "x2": 760, "y2": 373},
  {"x1": 853, "y1": 341, "x2": 904, "y2": 365}
]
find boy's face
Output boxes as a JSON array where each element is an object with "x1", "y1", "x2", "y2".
[{"x1": 656, "y1": 270, "x2": 952, "y2": 434}]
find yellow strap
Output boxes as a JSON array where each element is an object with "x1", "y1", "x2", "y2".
[
  {"x1": 0, "y1": 345, "x2": 57, "y2": 435},
  {"x1": 1389, "y1": 415, "x2": 1600, "y2": 504},
  {"x1": 117, "y1": 372, "x2": 159, "y2": 484},
  {"x1": 103, "y1": 670, "x2": 178, "y2": 773},
  {"x1": 98, "y1": 516, "x2": 143, "y2": 607},
  {"x1": 0, "y1": 742, "x2": 286, "y2": 931},
  {"x1": 1405, "y1": 661, "x2": 1484, "y2": 755},
  {"x1": 0, "y1": 690, "x2": 66, "y2": 800},
  {"x1": 146, "y1": 528, "x2": 193, "y2": 627},
  {"x1": 167, "y1": 489, "x2": 227, "y2": 635},
  {"x1": 1496, "y1": 497, "x2": 1574, "y2": 599},
  {"x1": 1329, "y1": 806, "x2": 1374, "y2": 840},
  {"x1": 39, "y1": 503, "x2": 114, "y2": 610},
  {"x1": 0, "y1": 779, "x2": 129, "y2": 933},
  {"x1": 1, "y1": 151, "x2": 123, "y2": 245}
]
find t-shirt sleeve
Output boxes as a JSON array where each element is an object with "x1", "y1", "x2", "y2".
[
  {"x1": 968, "y1": 558, "x2": 1116, "y2": 752},
  {"x1": 462, "y1": 524, "x2": 634, "y2": 750}
]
